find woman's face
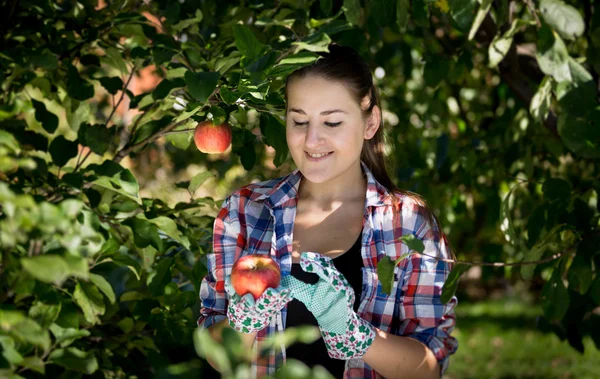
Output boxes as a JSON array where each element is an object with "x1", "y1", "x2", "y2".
[{"x1": 285, "y1": 75, "x2": 378, "y2": 185}]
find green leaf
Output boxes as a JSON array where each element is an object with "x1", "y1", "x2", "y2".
[
  {"x1": 488, "y1": 19, "x2": 528, "y2": 68},
  {"x1": 49, "y1": 136, "x2": 78, "y2": 167},
  {"x1": 73, "y1": 281, "x2": 105, "y2": 325},
  {"x1": 148, "y1": 257, "x2": 174, "y2": 296},
  {"x1": 536, "y1": 24, "x2": 571, "y2": 82},
  {"x1": 413, "y1": 0, "x2": 430, "y2": 27},
  {"x1": 0, "y1": 310, "x2": 51, "y2": 350},
  {"x1": 530, "y1": 76, "x2": 553, "y2": 122},
  {"x1": 98, "y1": 76, "x2": 123, "y2": 95},
  {"x1": 152, "y1": 78, "x2": 185, "y2": 100},
  {"x1": 590, "y1": 276, "x2": 600, "y2": 305},
  {"x1": 377, "y1": 256, "x2": 396, "y2": 295},
  {"x1": 260, "y1": 113, "x2": 289, "y2": 167},
  {"x1": 539, "y1": 0, "x2": 585, "y2": 41},
  {"x1": 0, "y1": 130, "x2": 20, "y2": 153},
  {"x1": 557, "y1": 108, "x2": 600, "y2": 159},
  {"x1": 500, "y1": 186, "x2": 518, "y2": 245},
  {"x1": 21, "y1": 255, "x2": 70, "y2": 284},
  {"x1": 148, "y1": 216, "x2": 189, "y2": 249},
  {"x1": 232, "y1": 25, "x2": 265, "y2": 61},
  {"x1": 49, "y1": 323, "x2": 91, "y2": 348},
  {"x1": 20, "y1": 356, "x2": 45, "y2": 374},
  {"x1": 67, "y1": 64, "x2": 94, "y2": 101},
  {"x1": 441, "y1": 264, "x2": 470, "y2": 304},
  {"x1": 173, "y1": 9, "x2": 203, "y2": 32},
  {"x1": 77, "y1": 123, "x2": 113, "y2": 155},
  {"x1": 28, "y1": 302, "x2": 61, "y2": 329},
  {"x1": 215, "y1": 54, "x2": 241, "y2": 75},
  {"x1": 448, "y1": 0, "x2": 476, "y2": 31},
  {"x1": 31, "y1": 49, "x2": 58, "y2": 70},
  {"x1": 555, "y1": 58, "x2": 596, "y2": 116},
  {"x1": 0, "y1": 336, "x2": 24, "y2": 365},
  {"x1": 468, "y1": 0, "x2": 492, "y2": 40},
  {"x1": 567, "y1": 255, "x2": 593, "y2": 294},
  {"x1": 521, "y1": 242, "x2": 552, "y2": 280},
  {"x1": 165, "y1": 128, "x2": 193, "y2": 152},
  {"x1": 185, "y1": 71, "x2": 219, "y2": 103},
  {"x1": 399, "y1": 234, "x2": 426, "y2": 253},
  {"x1": 49, "y1": 347, "x2": 99, "y2": 374},
  {"x1": 542, "y1": 178, "x2": 572, "y2": 202},
  {"x1": 397, "y1": 0, "x2": 409, "y2": 30},
  {"x1": 292, "y1": 33, "x2": 332, "y2": 54},
  {"x1": 239, "y1": 145, "x2": 256, "y2": 171},
  {"x1": 343, "y1": 0, "x2": 361, "y2": 26},
  {"x1": 117, "y1": 318, "x2": 134, "y2": 333},
  {"x1": 423, "y1": 56, "x2": 451, "y2": 88},
  {"x1": 89, "y1": 273, "x2": 116, "y2": 304},
  {"x1": 540, "y1": 269, "x2": 570, "y2": 321},
  {"x1": 189, "y1": 171, "x2": 214, "y2": 194},
  {"x1": 31, "y1": 99, "x2": 59, "y2": 133},
  {"x1": 92, "y1": 168, "x2": 141, "y2": 204},
  {"x1": 128, "y1": 217, "x2": 163, "y2": 251},
  {"x1": 369, "y1": 0, "x2": 395, "y2": 27},
  {"x1": 321, "y1": 0, "x2": 333, "y2": 15}
]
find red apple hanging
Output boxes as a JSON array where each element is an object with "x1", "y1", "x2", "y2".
[
  {"x1": 230, "y1": 255, "x2": 281, "y2": 300},
  {"x1": 193, "y1": 120, "x2": 232, "y2": 154}
]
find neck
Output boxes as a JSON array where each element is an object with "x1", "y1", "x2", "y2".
[{"x1": 298, "y1": 162, "x2": 367, "y2": 208}]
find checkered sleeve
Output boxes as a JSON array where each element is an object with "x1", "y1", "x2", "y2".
[
  {"x1": 398, "y1": 207, "x2": 458, "y2": 375},
  {"x1": 198, "y1": 194, "x2": 242, "y2": 330}
]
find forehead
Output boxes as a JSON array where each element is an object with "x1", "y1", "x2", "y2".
[{"x1": 286, "y1": 76, "x2": 357, "y2": 111}]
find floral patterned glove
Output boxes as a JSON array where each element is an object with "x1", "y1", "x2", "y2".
[
  {"x1": 224, "y1": 277, "x2": 292, "y2": 334},
  {"x1": 281, "y1": 252, "x2": 376, "y2": 359}
]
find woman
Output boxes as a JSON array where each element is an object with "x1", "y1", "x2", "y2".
[{"x1": 198, "y1": 44, "x2": 458, "y2": 379}]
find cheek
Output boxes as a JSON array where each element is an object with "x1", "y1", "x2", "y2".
[{"x1": 286, "y1": 127, "x2": 303, "y2": 145}]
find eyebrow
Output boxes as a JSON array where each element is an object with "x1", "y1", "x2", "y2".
[{"x1": 288, "y1": 108, "x2": 349, "y2": 116}]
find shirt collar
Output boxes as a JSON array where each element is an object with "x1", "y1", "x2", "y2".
[{"x1": 260, "y1": 161, "x2": 393, "y2": 209}]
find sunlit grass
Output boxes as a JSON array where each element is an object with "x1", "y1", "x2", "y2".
[
  {"x1": 444, "y1": 299, "x2": 600, "y2": 379},
  {"x1": 444, "y1": 301, "x2": 600, "y2": 379}
]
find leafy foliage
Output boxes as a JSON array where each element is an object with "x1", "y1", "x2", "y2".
[{"x1": 0, "y1": 0, "x2": 599, "y2": 377}]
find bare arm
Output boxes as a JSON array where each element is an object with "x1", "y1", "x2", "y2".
[{"x1": 362, "y1": 328, "x2": 440, "y2": 379}]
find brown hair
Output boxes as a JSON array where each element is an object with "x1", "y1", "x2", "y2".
[{"x1": 285, "y1": 44, "x2": 454, "y2": 259}]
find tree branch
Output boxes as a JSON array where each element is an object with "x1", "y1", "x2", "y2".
[
  {"x1": 113, "y1": 118, "x2": 189, "y2": 163},
  {"x1": 419, "y1": 249, "x2": 569, "y2": 267}
]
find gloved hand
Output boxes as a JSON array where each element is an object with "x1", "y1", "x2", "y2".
[
  {"x1": 281, "y1": 252, "x2": 376, "y2": 359},
  {"x1": 225, "y1": 277, "x2": 292, "y2": 334}
]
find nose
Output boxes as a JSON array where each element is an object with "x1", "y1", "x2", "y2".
[{"x1": 304, "y1": 123, "x2": 324, "y2": 148}]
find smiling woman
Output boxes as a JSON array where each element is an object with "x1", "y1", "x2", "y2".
[{"x1": 198, "y1": 44, "x2": 458, "y2": 379}]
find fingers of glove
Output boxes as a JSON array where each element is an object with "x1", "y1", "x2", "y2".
[
  {"x1": 224, "y1": 277, "x2": 243, "y2": 303},
  {"x1": 255, "y1": 287, "x2": 291, "y2": 311},
  {"x1": 281, "y1": 275, "x2": 314, "y2": 305},
  {"x1": 300, "y1": 253, "x2": 352, "y2": 292}
]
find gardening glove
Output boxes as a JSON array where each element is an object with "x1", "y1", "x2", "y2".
[
  {"x1": 281, "y1": 252, "x2": 376, "y2": 359},
  {"x1": 224, "y1": 277, "x2": 292, "y2": 334}
]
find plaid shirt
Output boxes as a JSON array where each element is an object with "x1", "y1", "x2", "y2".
[{"x1": 198, "y1": 162, "x2": 458, "y2": 378}]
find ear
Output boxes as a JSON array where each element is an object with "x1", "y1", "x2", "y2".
[{"x1": 364, "y1": 105, "x2": 381, "y2": 140}]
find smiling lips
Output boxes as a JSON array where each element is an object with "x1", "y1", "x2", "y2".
[{"x1": 305, "y1": 151, "x2": 333, "y2": 161}]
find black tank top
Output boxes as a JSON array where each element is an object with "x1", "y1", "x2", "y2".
[{"x1": 285, "y1": 232, "x2": 364, "y2": 378}]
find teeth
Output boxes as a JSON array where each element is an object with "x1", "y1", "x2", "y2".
[{"x1": 307, "y1": 152, "x2": 330, "y2": 158}]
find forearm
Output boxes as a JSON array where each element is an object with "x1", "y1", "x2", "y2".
[
  {"x1": 362, "y1": 328, "x2": 440, "y2": 379},
  {"x1": 206, "y1": 319, "x2": 258, "y2": 371}
]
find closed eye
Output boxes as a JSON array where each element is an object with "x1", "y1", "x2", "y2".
[
  {"x1": 293, "y1": 120, "x2": 308, "y2": 126},
  {"x1": 325, "y1": 122, "x2": 342, "y2": 127}
]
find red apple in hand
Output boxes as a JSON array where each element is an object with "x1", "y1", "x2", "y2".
[
  {"x1": 230, "y1": 255, "x2": 281, "y2": 300},
  {"x1": 193, "y1": 120, "x2": 232, "y2": 154}
]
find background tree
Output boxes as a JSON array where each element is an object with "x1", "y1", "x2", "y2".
[{"x1": 0, "y1": 0, "x2": 598, "y2": 378}]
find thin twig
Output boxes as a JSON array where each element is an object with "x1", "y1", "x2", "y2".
[
  {"x1": 522, "y1": 0, "x2": 541, "y2": 28},
  {"x1": 419, "y1": 250, "x2": 569, "y2": 267},
  {"x1": 163, "y1": 128, "x2": 196, "y2": 136},
  {"x1": 114, "y1": 118, "x2": 189, "y2": 162}
]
